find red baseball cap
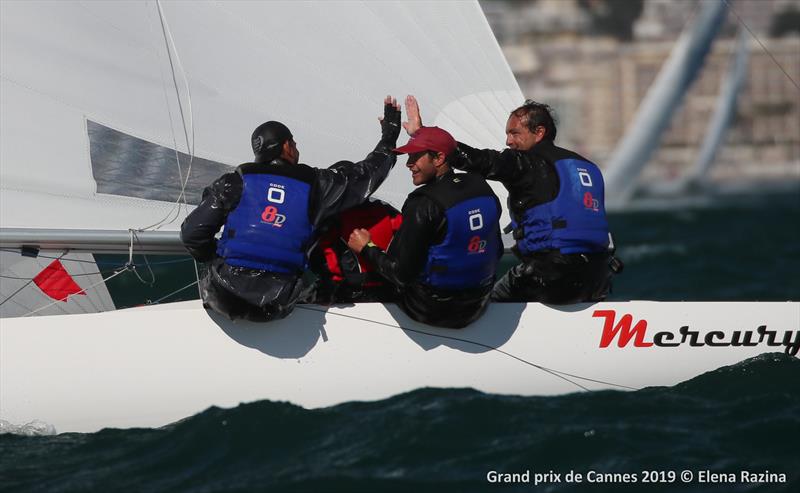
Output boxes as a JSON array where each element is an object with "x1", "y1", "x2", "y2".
[{"x1": 393, "y1": 126, "x2": 456, "y2": 156}]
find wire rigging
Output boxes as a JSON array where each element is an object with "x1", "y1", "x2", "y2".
[
  {"x1": 722, "y1": 0, "x2": 799, "y2": 92},
  {"x1": 295, "y1": 305, "x2": 638, "y2": 392},
  {"x1": 139, "y1": 0, "x2": 197, "y2": 232}
]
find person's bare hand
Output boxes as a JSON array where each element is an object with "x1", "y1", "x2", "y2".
[
  {"x1": 402, "y1": 95, "x2": 423, "y2": 136},
  {"x1": 347, "y1": 228, "x2": 372, "y2": 254}
]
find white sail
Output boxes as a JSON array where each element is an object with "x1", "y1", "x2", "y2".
[
  {"x1": 1, "y1": 0, "x2": 520, "y2": 226},
  {"x1": 1, "y1": 0, "x2": 522, "y2": 316}
]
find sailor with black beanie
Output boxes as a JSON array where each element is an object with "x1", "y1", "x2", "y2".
[{"x1": 180, "y1": 96, "x2": 400, "y2": 321}]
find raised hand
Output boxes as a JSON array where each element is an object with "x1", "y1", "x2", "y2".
[
  {"x1": 380, "y1": 95, "x2": 401, "y2": 145},
  {"x1": 402, "y1": 95, "x2": 423, "y2": 136}
]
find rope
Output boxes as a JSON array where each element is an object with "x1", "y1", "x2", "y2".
[
  {"x1": 295, "y1": 305, "x2": 638, "y2": 392},
  {"x1": 192, "y1": 258, "x2": 202, "y2": 299},
  {"x1": 148, "y1": 279, "x2": 199, "y2": 305},
  {"x1": 722, "y1": 0, "x2": 800, "y2": 92},
  {"x1": 138, "y1": 0, "x2": 196, "y2": 232},
  {"x1": 125, "y1": 230, "x2": 156, "y2": 285}
]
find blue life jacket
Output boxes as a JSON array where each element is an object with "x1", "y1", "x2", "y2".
[
  {"x1": 414, "y1": 173, "x2": 501, "y2": 290},
  {"x1": 216, "y1": 162, "x2": 315, "y2": 273},
  {"x1": 512, "y1": 157, "x2": 609, "y2": 255}
]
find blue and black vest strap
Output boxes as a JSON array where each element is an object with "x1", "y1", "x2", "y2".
[
  {"x1": 411, "y1": 173, "x2": 502, "y2": 290},
  {"x1": 236, "y1": 160, "x2": 318, "y2": 185},
  {"x1": 511, "y1": 149, "x2": 609, "y2": 255},
  {"x1": 410, "y1": 172, "x2": 497, "y2": 210},
  {"x1": 216, "y1": 161, "x2": 317, "y2": 274}
]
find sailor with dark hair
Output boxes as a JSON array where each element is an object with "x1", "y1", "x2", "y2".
[
  {"x1": 308, "y1": 160, "x2": 402, "y2": 304},
  {"x1": 403, "y1": 96, "x2": 620, "y2": 304},
  {"x1": 180, "y1": 96, "x2": 401, "y2": 321},
  {"x1": 347, "y1": 126, "x2": 502, "y2": 328}
]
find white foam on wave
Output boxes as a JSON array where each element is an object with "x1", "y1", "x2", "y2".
[
  {"x1": 618, "y1": 243, "x2": 688, "y2": 262},
  {"x1": 0, "y1": 419, "x2": 57, "y2": 436}
]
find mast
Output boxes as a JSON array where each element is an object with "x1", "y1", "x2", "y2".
[
  {"x1": 685, "y1": 29, "x2": 750, "y2": 187},
  {"x1": 603, "y1": 0, "x2": 728, "y2": 209}
]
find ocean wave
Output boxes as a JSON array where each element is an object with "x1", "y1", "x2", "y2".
[
  {"x1": 617, "y1": 242, "x2": 688, "y2": 262},
  {"x1": 1, "y1": 354, "x2": 797, "y2": 492}
]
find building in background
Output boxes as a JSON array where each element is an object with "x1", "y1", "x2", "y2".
[{"x1": 480, "y1": 0, "x2": 800, "y2": 185}]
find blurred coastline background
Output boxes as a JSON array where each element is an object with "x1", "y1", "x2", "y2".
[
  {"x1": 479, "y1": 0, "x2": 799, "y2": 187},
  {"x1": 479, "y1": 0, "x2": 800, "y2": 301}
]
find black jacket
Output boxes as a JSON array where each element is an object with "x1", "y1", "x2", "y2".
[
  {"x1": 453, "y1": 139, "x2": 588, "y2": 218},
  {"x1": 181, "y1": 141, "x2": 396, "y2": 319},
  {"x1": 362, "y1": 170, "x2": 503, "y2": 328},
  {"x1": 453, "y1": 140, "x2": 616, "y2": 304}
]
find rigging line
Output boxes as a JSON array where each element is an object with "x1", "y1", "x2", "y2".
[
  {"x1": 140, "y1": 0, "x2": 196, "y2": 232},
  {"x1": 0, "y1": 251, "x2": 69, "y2": 308},
  {"x1": 140, "y1": 14, "x2": 188, "y2": 231},
  {"x1": 156, "y1": 0, "x2": 196, "y2": 215},
  {"x1": 297, "y1": 305, "x2": 637, "y2": 392},
  {"x1": 295, "y1": 305, "x2": 585, "y2": 392},
  {"x1": 143, "y1": 0, "x2": 187, "y2": 231},
  {"x1": 148, "y1": 279, "x2": 199, "y2": 306},
  {"x1": 21, "y1": 268, "x2": 129, "y2": 318},
  {"x1": 721, "y1": 0, "x2": 799, "y2": 91},
  {"x1": 127, "y1": 230, "x2": 156, "y2": 285},
  {"x1": 192, "y1": 259, "x2": 202, "y2": 299}
]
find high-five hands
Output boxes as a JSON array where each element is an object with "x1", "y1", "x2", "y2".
[
  {"x1": 402, "y1": 95, "x2": 423, "y2": 136},
  {"x1": 380, "y1": 95, "x2": 401, "y2": 144}
]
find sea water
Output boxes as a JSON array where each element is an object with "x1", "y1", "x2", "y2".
[{"x1": 0, "y1": 354, "x2": 797, "y2": 492}]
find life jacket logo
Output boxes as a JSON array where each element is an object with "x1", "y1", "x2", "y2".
[
  {"x1": 267, "y1": 186, "x2": 285, "y2": 204},
  {"x1": 261, "y1": 205, "x2": 286, "y2": 227},
  {"x1": 468, "y1": 235, "x2": 487, "y2": 254},
  {"x1": 583, "y1": 191, "x2": 599, "y2": 211},
  {"x1": 578, "y1": 169, "x2": 593, "y2": 187},
  {"x1": 261, "y1": 185, "x2": 287, "y2": 227},
  {"x1": 468, "y1": 210, "x2": 484, "y2": 231}
]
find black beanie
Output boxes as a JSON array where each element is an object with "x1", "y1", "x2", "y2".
[{"x1": 251, "y1": 121, "x2": 293, "y2": 162}]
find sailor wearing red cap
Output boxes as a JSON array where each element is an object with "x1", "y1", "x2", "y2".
[
  {"x1": 403, "y1": 96, "x2": 620, "y2": 304},
  {"x1": 347, "y1": 126, "x2": 502, "y2": 328}
]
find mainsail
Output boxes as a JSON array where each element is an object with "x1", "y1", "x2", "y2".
[{"x1": 0, "y1": 0, "x2": 522, "y2": 316}]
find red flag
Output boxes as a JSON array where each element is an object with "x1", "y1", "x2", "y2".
[{"x1": 33, "y1": 260, "x2": 86, "y2": 301}]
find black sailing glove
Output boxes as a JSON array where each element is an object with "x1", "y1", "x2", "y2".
[{"x1": 380, "y1": 101, "x2": 401, "y2": 147}]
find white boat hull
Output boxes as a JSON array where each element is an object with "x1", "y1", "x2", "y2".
[{"x1": 2, "y1": 300, "x2": 798, "y2": 433}]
